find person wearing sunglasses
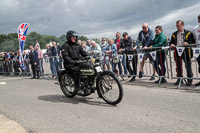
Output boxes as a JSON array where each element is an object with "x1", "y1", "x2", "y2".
[{"x1": 136, "y1": 23, "x2": 155, "y2": 80}]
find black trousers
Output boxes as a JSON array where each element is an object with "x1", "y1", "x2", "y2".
[
  {"x1": 126, "y1": 54, "x2": 137, "y2": 77},
  {"x1": 174, "y1": 50, "x2": 193, "y2": 83},
  {"x1": 31, "y1": 64, "x2": 40, "y2": 78},
  {"x1": 154, "y1": 52, "x2": 166, "y2": 76},
  {"x1": 64, "y1": 62, "x2": 92, "y2": 90},
  {"x1": 197, "y1": 56, "x2": 200, "y2": 73}
]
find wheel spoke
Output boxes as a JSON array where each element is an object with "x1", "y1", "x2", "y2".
[
  {"x1": 99, "y1": 74, "x2": 122, "y2": 104},
  {"x1": 60, "y1": 73, "x2": 75, "y2": 97}
]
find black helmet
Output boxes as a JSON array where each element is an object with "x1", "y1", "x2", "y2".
[{"x1": 66, "y1": 30, "x2": 78, "y2": 41}]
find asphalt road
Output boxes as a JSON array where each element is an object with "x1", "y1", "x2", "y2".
[{"x1": 0, "y1": 76, "x2": 200, "y2": 133}]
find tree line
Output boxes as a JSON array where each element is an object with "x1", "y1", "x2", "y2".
[{"x1": 0, "y1": 32, "x2": 90, "y2": 52}]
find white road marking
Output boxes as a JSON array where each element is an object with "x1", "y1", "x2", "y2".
[
  {"x1": 0, "y1": 82, "x2": 6, "y2": 85},
  {"x1": 0, "y1": 77, "x2": 29, "y2": 81}
]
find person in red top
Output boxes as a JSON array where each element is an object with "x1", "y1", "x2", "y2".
[
  {"x1": 115, "y1": 32, "x2": 128, "y2": 77},
  {"x1": 35, "y1": 45, "x2": 44, "y2": 77}
]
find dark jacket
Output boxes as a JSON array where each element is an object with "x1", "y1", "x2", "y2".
[
  {"x1": 119, "y1": 36, "x2": 134, "y2": 54},
  {"x1": 29, "y1": 51, "x2": 33, "y2": 64},
  {"x1": 170, "y1": 29, "x2": 195, "y2": 59},
  {"x1": 170, "y1": 29, "x2": 195, "y2": 46},
  {"x1": 61, "y1": 41, "x2": 88, "y2": 68},
  {"x1": 29, "y1": 49, "x2": 39, "y2": 65}
]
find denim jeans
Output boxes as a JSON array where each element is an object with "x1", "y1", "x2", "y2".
[
  {"x1": 58, "y1": 56, "x2": 63, "y2": 69},
  {"x1": 122, "y1": 54, "x2": 128, "y2": 74},
  {"x1": 52, "y1": 57, "x2": 58, "y2": 76},
  {"x1": 117, "y1": 61, "x2": 122, "y2": 75},
  {"x1": 39, "y1": 58, "x2": 44, "y2": 76},
  {"x1": 110, "y1": 60, "x2": 118, "y2": 74}
]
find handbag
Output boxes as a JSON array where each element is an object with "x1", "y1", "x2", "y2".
[{"x1": 113, "y1": 56, "x2": 119, "y2": 64}]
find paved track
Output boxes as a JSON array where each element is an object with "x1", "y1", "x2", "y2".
[{"x1": 0, "y1": 76, "x2": 200, "y2": 133}]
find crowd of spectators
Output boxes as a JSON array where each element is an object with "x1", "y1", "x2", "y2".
[{"x1": 1, "y1": 15, "x2": 200, "y2": 86}]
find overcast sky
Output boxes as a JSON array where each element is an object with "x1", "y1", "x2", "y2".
[{"x1": 0, "y1": 0, "x2": 200, "y2": 39}]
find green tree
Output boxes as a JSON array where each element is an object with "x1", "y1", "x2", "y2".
[
  {"x1": 40, "y1": 35, "x2": 61, "y2": 48},
  {"x1": 59, "y1": 34, "x2": 66, "y2": 45},
  {"x1": 0, "y1": 34, "x2": 7, "y2": 51},
  {"x1": 0, "y1": 34, "x2": 7, "y2": 43},
  {"x1": 1, "y1": 40, "x2": 18, "y2": 52},
  {"x1": 26, "y1": 32, "x2": 41, "y2": 49},
  {"x1": 78, "y1": 36, "x2": 88, "y2": 41},
  {"x1": 91, "y1": 38, "x2": 100, "y2": 44},
  {"x1": 7, "y1": 33, "x2": 18, "y2": 40}
]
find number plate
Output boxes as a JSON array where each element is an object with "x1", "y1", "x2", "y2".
[{"x1": 95, "y1": 66, "x2": 102, "y2": 72}]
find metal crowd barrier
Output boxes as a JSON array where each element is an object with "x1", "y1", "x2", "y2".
[
  {"x1": 0, "y1": 59, "x2": 31, "y2": 76},
  {"x1": 111, "y1": 44, "x2": 200, "y2": 87},
  {"x1": 168, "y1": 44, "x2": 200, "y2": 87},
  {"x1": 115, "y1": 47, "x2": 170, "y2": 85},
  {"x1": 1, "y1": 45, "x2": 200, "y2": 88}
]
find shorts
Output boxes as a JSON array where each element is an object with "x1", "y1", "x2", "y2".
[{"x1": 101, "y1": 56, "x2": 109, "y2": 65}]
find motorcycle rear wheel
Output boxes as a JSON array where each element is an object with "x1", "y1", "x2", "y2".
[{"x1": 60, "y1": 73, "x2": 75, "y2": 98}]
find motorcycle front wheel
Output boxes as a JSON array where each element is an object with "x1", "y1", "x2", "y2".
[
  {"x1": 97, "y1": 71, "x2": 123, "y2": 105},
  {"x1": 60, "y1": 73, "x2": 75, "y2": 98}
]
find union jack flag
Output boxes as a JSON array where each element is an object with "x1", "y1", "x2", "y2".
[{"x1": 17, "y1": 23, "x2": 30, "y2": 70}]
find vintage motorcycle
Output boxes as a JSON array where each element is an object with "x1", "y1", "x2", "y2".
[{"x1": 58, "y1": 57, "x2": 123, "y2": 105}]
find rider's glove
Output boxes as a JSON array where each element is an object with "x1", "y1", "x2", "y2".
[{"x1": 72, "y1": 60, "x2": 78, "y2": 65}]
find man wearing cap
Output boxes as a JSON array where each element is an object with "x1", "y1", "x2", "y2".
[
  {"x1": 119, "y1": 32, "x2": 137, "y2": 82},
  {"x1": 192, "y1": 15, "x2": 200, "y2": 86}
]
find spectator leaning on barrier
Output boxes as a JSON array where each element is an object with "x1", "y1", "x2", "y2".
[
  {"x1": 81, "y1": 41, "x2": 90, "y2": 52},
  {"x1": 104, "y1": 38, "x2": 118, "y2": 74},
  {"x1": 119, "y1": 32, "x2": 134, "y2": 80},
  {"x1": 136, "y1": 23, "x2": 155, "y2": 80},
  {"x1": 192, "y1": 15, "x2": 200, "y2": 86},
  {"x1": 23, "y1": 50, "x2": 30, "y2": 75},
  {"x1": 86, "y1": 39, "x2": 92, "y2": 47},
  {"x1": 10, "y1": 52, "x2": 14, "y2": 60},
  {"x1": 115, "y1": 32, "x2": 128, "y2": 77},
  {"x1": 4, "y1": 52, "x2": 11, "y2": 75},
  {"x1": 77, "y1": 40, "x2": 82, "y2": 45},
  {"x1": 100, "y1": 37, "x2": 110, "y2": 71},
  {"x1": 149, "y1": 25, "x2": 167, "y2": 84},
  {"x1": 13, "y1": 52, "x2": 20, "y2": 75},
  {"x1": 170, "y1": 20, "x2": 195, "y2": 86},
  {"x1": 88, "y1": 41, "x2": 102, "y2": 60}
]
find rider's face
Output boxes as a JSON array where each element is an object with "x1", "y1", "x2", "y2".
[{"x1": 70, "y1": 36, "x2": 76, "y2": 43}]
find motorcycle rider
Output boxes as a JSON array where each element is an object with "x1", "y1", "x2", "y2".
[{"x1": 61, "y1": 30, "x2": 89, "y2": 94}]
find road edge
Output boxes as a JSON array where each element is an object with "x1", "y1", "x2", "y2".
[{"x1": 0, "y1": 114, "x2": 26, "y2": 133}]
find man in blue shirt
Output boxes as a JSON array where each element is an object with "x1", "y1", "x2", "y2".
[{"x1": 136, "y1": 23, "x2": 155, "y2": 80}]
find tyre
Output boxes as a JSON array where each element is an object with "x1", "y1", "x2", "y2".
[
  {"x1": 97, "y1": 71, "x2": 123, "y2": 105},
  {"x1": 60, "y1": 73, "x2": 75, "y2": 98}
]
